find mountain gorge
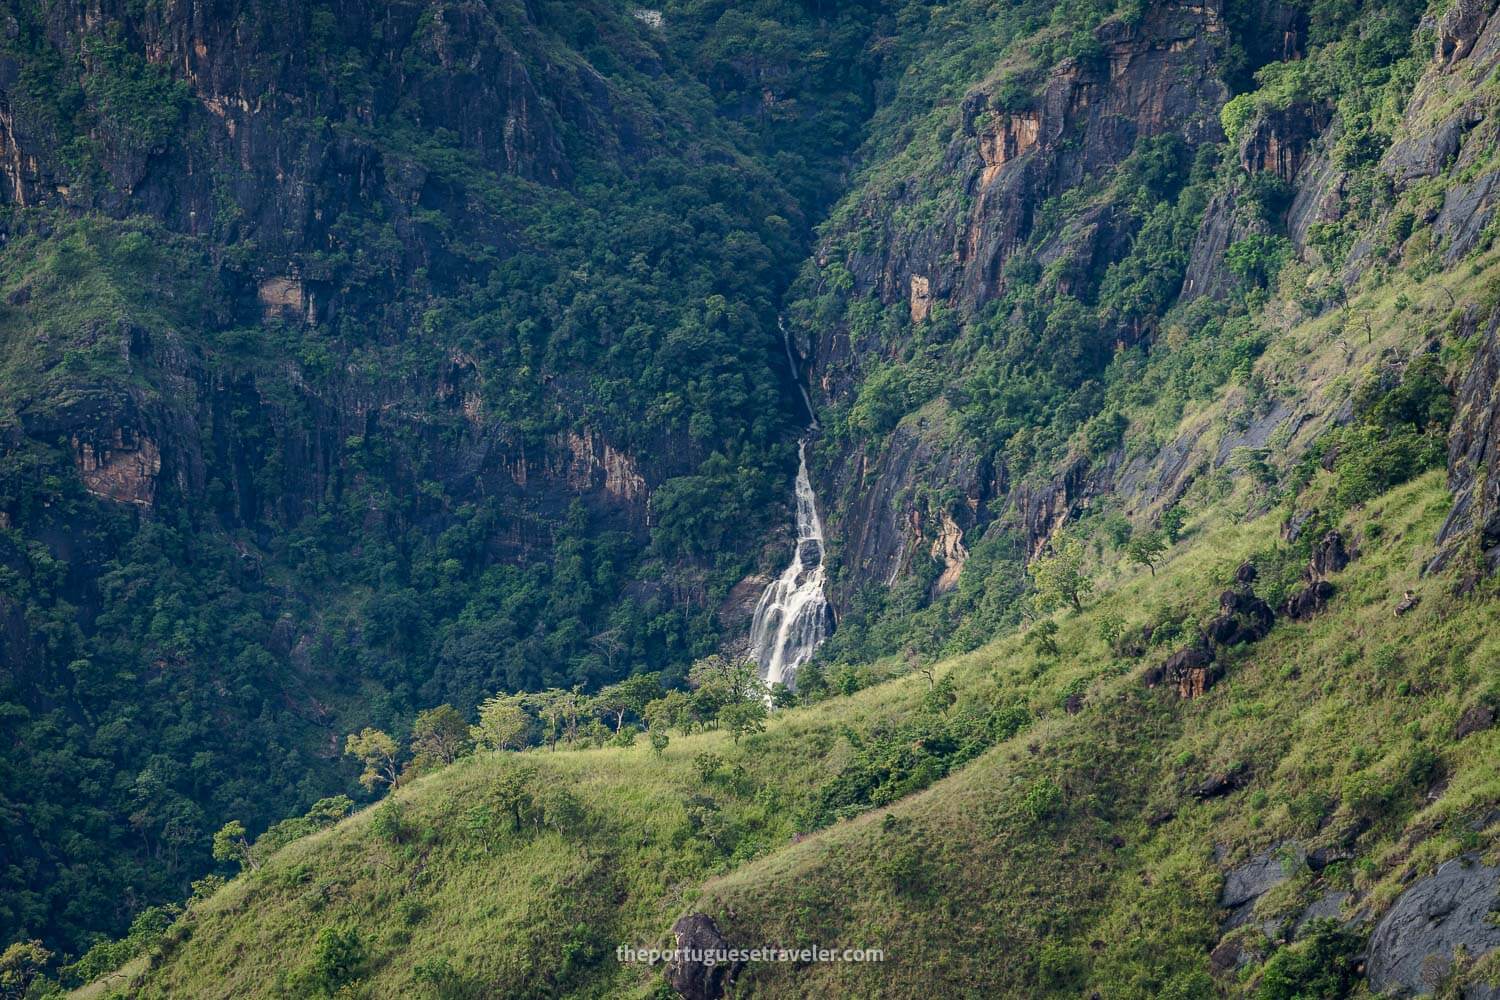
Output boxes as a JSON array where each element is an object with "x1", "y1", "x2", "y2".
[{"x1": 3, "y1": 0, "x2": 1500, "y2": 996}]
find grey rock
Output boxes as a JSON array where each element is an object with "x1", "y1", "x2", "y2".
[
  {"x1": 1149, "y1": 641, "x2": 1218, "y2": 698},
  {"x1": 1431, "y1": 311, "x2": 1500, "y2": 575},
  {"x1": 1439, "y1": 0, "x2": 1494, "y2": 64},
  {"x1": 1308, "y1": 530, "x2": 1350, "y2": 579},
  {"x1": 665, "y1": 913, "x2": 743, "y2": 1000},
  {"x1": 1223, "y1": 844, "x2": 1301, "y2": 909},
  {"x1": 1294, "y1": 890, "x2": 1351, "y2": 935},
  {"x1": 1367, "y1": 855, "x2": 1500, "y2": 997},
  {"x1": 1281, "y1": 579, "x2": 1335, "y2": 621}
]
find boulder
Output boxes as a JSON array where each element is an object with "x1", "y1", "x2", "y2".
[
  {"x1": 1207, "y1": 588, "x2": 1276, "y2": 645},
  {"x1": 1294, "y1": 890, "x2": 1351, "y2": 935},
  {"x1": 1282, "y1": 508, "x2": 1319, "y2": 543},
  {"x1": 1158, "y1": 642, "x2": 1219, "y2": 698},
  {"x1": 1308, "y1": 530, "x2": 1350, "y2": 579},
  {"x1": 1438, "y1": 0, "x2": 1492, "y2": 64},
  {"x1": 1281, "y1": 580, "x2": 1335, "y2": 621},
  {"x1": 1222, "y1": 848, "x2": 1295, "y2": 908},
  {"x1": 1456, "y1": 703, "x2": 1497, "y2": 740},
  {"x1": 1194, "y1": 765, "x2": 1250, "y2": 801},
  {"x1": 665, "y1": 913, "x2": 743, "y2": 1000},
  {"x1": 1367, "y1": 855, "x2": 1500, "y2": 997}
]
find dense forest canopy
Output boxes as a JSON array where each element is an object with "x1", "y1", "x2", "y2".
[{"x1": 2, "y1": 2, "x2": 1498, "y2": 995}]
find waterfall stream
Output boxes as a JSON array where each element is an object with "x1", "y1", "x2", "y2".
[
  {"x1": 748, "y1": 322, "x2": 829, "y2": 688},
  {"x1": 747, "y1": 442, "x2": 830, "y2": 687},
  {"x1": 779, "y1": 317, "x2": 819, "y2": 430}
]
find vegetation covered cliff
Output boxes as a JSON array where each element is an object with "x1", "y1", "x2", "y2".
[{"x1": 2, "y1": 0, "x2": 1500, "y2": 997}]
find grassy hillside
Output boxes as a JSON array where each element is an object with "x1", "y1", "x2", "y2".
[{"x1": 70, "y1": 460, "x2": 1496, "y2": 997}]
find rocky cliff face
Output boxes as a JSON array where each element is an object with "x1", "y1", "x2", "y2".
[
  {"x1": 1379, "y1": 0, "x2": 1500, "y2": 266},
  {"x1": 803, "y1": 1, "x2": 1234, "y2": 605},
  {"x1": 793, "y1": 0, "x2": 1500, "y2": 637},
  {"x1": 0, "y1": 1, "x2": 676, "y2": 542},
  {"x1": 831, "y1": 1, "x2": 1227, "y2": 327},
  {"x1": 1433, "y1": 308, "x2": 1500, "y2": 574},
  {"x1": 0, "y1": 0, "x2": 616, "y2": 235}
]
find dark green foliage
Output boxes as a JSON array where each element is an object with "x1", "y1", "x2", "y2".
[
  {"x1": 297, "y1": 925, "x2": 365, "y2": 998},
  {"x1": 806, "y1": 696, "x2": 1030, "y2": 827},
  {"x1": 59, "y1": 904, "x2": 180, "y2": 988},
  {"x1": 1331, "y1": 354, "x2": 1452, "y2": 507},
  {"x1": 1255, "y1": 920, "x2": 1364, "y2": 1000},
  {"x1": 0, "y1": 0, "x2": 903, "y2": 955},
  {"x1": 1226, "y1": 235, "x2": 1292, "y2": 289}
]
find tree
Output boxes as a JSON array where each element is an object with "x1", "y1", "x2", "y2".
[
  {"x1": 720, "y1": 700, "x2": 768, "y2": 743},
  {"x1": 1160, "y1": 504, "x2": 1188, "y2": 543},
  {"x1": 1030, "y1": 535, "x2": 1093, "y2": 613},
  {"x1": 410, "y1": 704, "x2": 472, "y2": 769},
  {"x1": 1126, "y1": 529, "x2": 1168, "y2": 576},
  {"x1": 1096, "y1": 612, "x2": 1126, "y2": 648},
  {"x1": 1225, "y1": 234, "x2": 1291, "y2": 289},
  {"x1": 211, "y1": 820, "x2": 258, "y2": 873},
  {"x1": 906, "y1": 646, "x2": 935, "y2": 689},
  {"x1": 0, "y1": 940, "x2": 52, "y2": 1000},
  {"x1": 302, "y1": 925, "x2": 364, "y2": 996},
  {"x1": 644, "y1": 689, "x2": 697, "y2": 734},
  {"x1": 247, "y1": 796, "x2": 354, "y2": 865},
  {"x1": 688, "y1": 655, "x2": 767, "y2": 709},
  {"x1": 588, "y1": 627, "x2": 627, "y2": 673},
  {"x1": 650, "y1": 730, "x2": 670, "y2": 757},
  {"x1": 344, "y1": 728, "x2": 401, "y2": 792},
  {"x1": 472, "y1": 693, "x2": 532, "y2": 751},
  {"x1": 1027, "y1": 618, "x2": 1060, "y2": 657},
  {"x1": 560, "y1": 686, "x2": 585, "y2": 744},
  {"x1": 528, "y1": 690, "x2": 568, "y2": 750},
  {"x1": 591, "y1": 673, "x2": 663, "y2": 732}
]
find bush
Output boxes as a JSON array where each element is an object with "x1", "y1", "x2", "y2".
[
  {"x1": 299, "y1": 925, "x2": 364, "y2": 997},
  {"x1": 1256, "y1": 919, "x2": 1363, "y2": 999},
  {"x1": 1226, "y1": 235, "x2": 1292, "y2": 288}
]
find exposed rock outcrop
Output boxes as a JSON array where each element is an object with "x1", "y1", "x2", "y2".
[
  {"x1": 1149, "y1": 640, "x2": 1219, "y2": 698},
  {"x1": 1205, "y1": 588, "x2": 1275, "y2": 646},
  {"x1": 804, "y1": 0, "x2": 1233, "y2": 603},
  {"x1": 1281, "y1": 579, "x2": 1334, "y2": 620},
  {"x1": 1239, "y1": 102, "x2": 1331, "y2": 183},
  {"x1": 824, "y1": 0, "x2": 1226, "y2": 326},
  {"x1": 1367, "y1": 855, "x2": 1500, "y2": 998},
  {"x1": 1456, "y1": 703, "x2": 1496, "y2": 740},
  {"x1": 1432, "y1": 311, "x2": 1500, "y2": 574},
  {"x1": 1308, "y1": 530, "x2": 1351, "y2": 578},
  {"x1": 1281, "y1": 529, "x2": 1351, "y2": 619},
  {"x1": 1220, "y1": 844, "x2": 1303, "y2": 931},
  {"x1": 72, "y1": 429, "x2": 161, "y2": 506},
  {"x1": 665, "y1": 913, "x2": 743, "y2": 1000},
  {"x1": 1381, "y1": 0, "x2": 1500, "y2": 265},
  {"x1": 1150, "y1": 570, "x2": 1280, "y2": 697},
  {"x1": 817, "y1": 406, "x2": 1000, "y2": 606}
]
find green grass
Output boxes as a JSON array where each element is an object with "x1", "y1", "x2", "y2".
[{"x1": 88, "y1": 465, "x2": 1499, "y2": 999}]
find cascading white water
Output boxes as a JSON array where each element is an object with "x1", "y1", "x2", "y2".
[{"x1": 747, "y1": 441, "x2": 829, "y2": 688}]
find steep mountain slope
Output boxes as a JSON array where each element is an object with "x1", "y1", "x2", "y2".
[
  {"x1": 0, "y1": 0, "x2": 897, "y2": 955},
  {"x1": 785, "y1": 0, "x2": 1476, "y2": 667},
  {"x1": 7, "y1": 0, "x2": 1500, "y2": 995},
  {"x1": 73, "y1": 459, "x2": 1500, "y2": 999}
]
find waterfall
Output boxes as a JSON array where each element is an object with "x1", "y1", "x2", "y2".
[
  {"x1": 747, "y1": 441, "x2": 830, "y2": 688},
  {"x1": 780, "y1": 317, "x2": 819, "y2": 430}
]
